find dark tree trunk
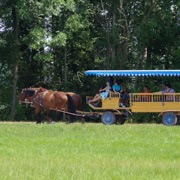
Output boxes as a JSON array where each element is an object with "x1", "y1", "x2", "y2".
[
  {"x1": 11, "y1": 6, "x2": 19, "y2": 121},
  {"x1": 112, "y1": 5, "x2": 116, "y2": 68},
  {"x1": 146, "y1": 45, "x2": 152, "y2": 68}
]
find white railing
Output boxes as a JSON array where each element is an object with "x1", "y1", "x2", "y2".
[{"x1": 131, "y1": 93, "x2": 180, "y2": 102}]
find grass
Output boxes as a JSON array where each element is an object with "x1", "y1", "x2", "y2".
[{"x1": 0, "y1": 122, "x2": 179, "y2": 180}]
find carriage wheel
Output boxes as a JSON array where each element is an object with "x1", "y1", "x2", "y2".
[
  {"x1": 116, "y1": 115, "x2": 126, "y2": 125},
  {"x1": 162, "y1": 112, "x2": 177, "y2": 126},
  {"x1": 101, "y1": 111, "x2": 116, "y2": 125}
]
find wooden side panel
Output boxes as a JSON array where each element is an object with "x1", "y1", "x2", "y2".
[
  {"x1": 102, "y1": 92, "x2": 121, "y2": 109},
  {"x1": 131, "y1": 102, "x2": 180, "y2": 112},
  {"x1": 130, "y1": 93, "x2": 180, "y2": 113}
]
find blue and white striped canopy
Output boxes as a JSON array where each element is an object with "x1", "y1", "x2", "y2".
[{"x1": 85, "y1": 70, "x2": 180, "y2": 77}]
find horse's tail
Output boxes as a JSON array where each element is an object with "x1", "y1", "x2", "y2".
[
  {"x1": 77, "y1": 95, "x2": 84, "y2": 111},
  {"x1": 66, "y1": 94, "x2": 76, "y2": 122}
]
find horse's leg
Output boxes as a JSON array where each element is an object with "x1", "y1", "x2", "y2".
[
  {"x1": 67, "y1": 94, "x2": 76, "y2": 123},
  {"x1": 80, "y1": 117, "x2": 85, "y2": 124},
  {"x1": 64, "y1": 104, "x2": 70, "y2": 124},
  {"x1": 44, "y1": 110, "x2": 52, "y2": 124},
  {"x1": 34, "y1": 107, "x2": 42, "y2": 124},
  {"x1": 54, "y1": 93, "x2": 74, "y2": 124},
  {"x1": 63, "y1": 103, "x2": 74, "y2": 124},
  {"x1": 54, "y1": 111, "x2": 61, "y2": 122},
  {"x1": 78, "y1": 95, "x2": 85, "y2": 124},
  {"x1": 89, "y1": 95, "x2": 101, "y2": 103}
]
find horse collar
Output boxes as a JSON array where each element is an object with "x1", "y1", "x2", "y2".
[{"x1": 40, "y1": 91, "x2": 49, "y2": 106}]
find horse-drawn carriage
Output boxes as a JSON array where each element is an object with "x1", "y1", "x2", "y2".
[
  {"x1": 19, "y1": 70, "x2": 180, "y2": 126},
  {"x1": 85, "y1": 70, "x2": 180, "y2": 126}
]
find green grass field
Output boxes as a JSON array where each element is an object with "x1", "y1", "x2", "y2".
[{"x1": 0, "y1": 122, "x2": 179, "y2": 180}]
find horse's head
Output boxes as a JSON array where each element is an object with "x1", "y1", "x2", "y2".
[{"x1": 19, "y1": 88, "x2": 37, "y2": 104}]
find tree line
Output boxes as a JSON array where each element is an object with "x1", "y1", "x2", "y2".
[{"x1": 0, "y1": 0, "x2": 179, "y2": 122}]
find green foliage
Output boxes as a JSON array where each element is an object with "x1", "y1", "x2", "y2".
[
  {"x1": 0, "y1": 0, "x2": 179, "y2": 121},
  {"x1": 0, "y1": 39, "x2": 7, "y2": 47},
  {"x1": 28, "y1": 27, "x2": 47, "y2": 50},
  {"x1": 50, "y1": 32, "x2": 67, "y2": 47}
]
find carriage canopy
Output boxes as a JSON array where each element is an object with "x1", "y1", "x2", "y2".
[{"x1": 85, "y1": 70, "x2": 180, "y2": 77}]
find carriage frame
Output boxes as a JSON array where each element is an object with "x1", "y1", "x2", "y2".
[{"x1": 85, "y1": 70, "x2": 180, "y2": 126}]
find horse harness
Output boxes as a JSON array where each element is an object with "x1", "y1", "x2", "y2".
[
  {"x1": 21, "y1": 89, "x2": 85, "y2": 117},
  {"x1": 39, "y1": 90, "x2": 49, "y2": 107},
  {"x1": 32, "y1": 90, "x2": 84, "y2": 117},
  {"x1": 20, "y1": 89, "x2": 39, "y2": 104}
]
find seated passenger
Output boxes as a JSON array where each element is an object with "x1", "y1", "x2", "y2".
[
  {"x1": 91, "y1": 85, "x2": 105, "y2": 106},
  {"x1": 164, "y1": 82, "x2": 175, "y2": 101},
  {"x1": 155, "y1": 82, "x2": 175, "y2": 93},
  {"x1": 112, "y1": 79, "x2": 122, "y2": 93},
  {"x1": 155, "y1": 82, "x2": 175, "y2": 101},
  {"x1": 88, "y1": 81, "x2": 110, "y2": 104},
  {"x1": 120, "y1": 86, "x2": 130, "y2": 108},
  {"x1": 163, "y1": 82, "x2": 175, "y2": 93},
  {"x1": 141, "y1": 85, "x2": 151, "y2": 101}
]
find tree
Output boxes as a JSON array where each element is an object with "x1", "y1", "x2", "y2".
[{"x1": 0, "y1": 0, "x2": 179, "y2": 122}]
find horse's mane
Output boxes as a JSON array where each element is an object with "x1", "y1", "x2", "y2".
[
  {"x1": 30, "y1": 87, "x2": 47, "y2": 92},
  {"x1": 24, "y1": 89, "x2": 36, "y2": 97}
]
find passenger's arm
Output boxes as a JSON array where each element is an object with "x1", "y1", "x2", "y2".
[
  {"x1": 154, "y1": 91, "x2": 162, "y2": 93},
  {"x1": 102, "y1": 86, "x2": 109, "y2": 91},
  {"x1": 100, "y1": 87, "x2": 105, "y2": 91}
]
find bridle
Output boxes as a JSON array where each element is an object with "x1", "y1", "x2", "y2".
[{"x1": 19, "y1": 88, "x2": 39, "y2": 104}]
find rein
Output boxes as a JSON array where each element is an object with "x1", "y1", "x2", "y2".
[{"x1": 33, "y1": 100, "x2": 85, "y2": 117}]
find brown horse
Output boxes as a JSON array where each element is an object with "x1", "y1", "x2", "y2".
[
  {"x1": 19, "y1": 87, "x2": 84, "y2": 123},
  {"x1": 56, "y1": 92, "x2": 84, "y2": 123},
  {"x1": 32, "y1": 90, "x2": 76, "y2": 124}
]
